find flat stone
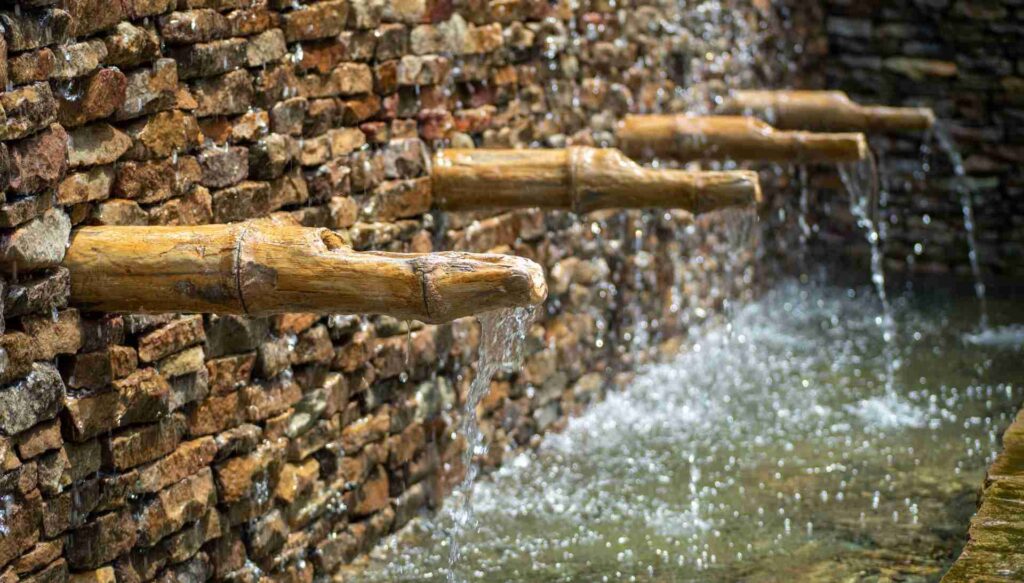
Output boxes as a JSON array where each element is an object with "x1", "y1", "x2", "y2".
[
  {"x1": 0, "y1": 362, "x2": 65, "y2": 436},
  {"x1": 133, "y1": 436, "x2": 217, "y2": 494},
  {"x1": 198, "y1": 146, "x2": 248, "y2": 189},
  {"x1": 0, "y1": 490, "x2": 42, "y2": 570},
  {"x1": 136, "y1": 467, "x2": 217, "y2": 546},
  {"x1": 115, "y1": 59, "x2": 178, "y2": 121},
  {"x1": 212, "y1": 180, "x2": 272, "y2": 223},
  {"x1": 8, "y1": 49, "x2": 57, "y2": 86},
  {"x1": 0, "y1": 209, "x2": 71, "y2": 272},
  {"x1": 68, "y1": 567, "x2": 115, "y2": 583},
  {"x1": 205, "y1": 353, "x2": 256, "y2": 395},
  {"x1": 246, "y1": 28, "x2": 287, "y2": 67},
  {"x1": 123, "y1": 110, "x2": 203, "y2": 161},
  {"x1": 101, "y1": 414, "x2": 183, "y2": 471},
  {"x1": 0, "y1": 8, "x2": 72, "y2": 51},
  {"x1": 3, "y1": 267, "x2": 69, "y2": 318},
  {"x1": 192, "y1": 69, "x2": 254, "y2": 118},
  {"x1": 9, "y1": 123, "x2": 68, "y2": 195},
  {"x1": 20, "y1": 307, "x2": 82, "y2": 360},
  {"x1": 0, "y1": 82, "x2": 57, "y2": 141},
  {"x1": 138, "y1": 315, "x2": 206, "y2": 363},
  {"x1": 282, "y1": 1, "x2": 349, "y2": 42},
  {"x1": 11, "y1": 539, "x2": 63, "y2": 576},
  {"x1": 51, "y1": 40, "x2": 108, "y2": 80},
  {"x1": 67, "y1": 124, "x2": 131, "y2": 169},
  {"x1": 57, "y1": 68, "x2": 128, "y2": 128},
  {"x1": 114, "y1": 156, "x2": 201, "y2": 204},
  {"x1": 0, "y1": 194, "x2": 53, "y2": 228},
  {"x1": 158, "y1": 345, "x2": 206, "y2": 378},
  {"x1": 102, "y1": 22, "x2": 161, "y2": 68},
  {"x1": 90, "y1": 199, "x2": 148, "y2": 226},
  {"x1": 147, "y1": 186, "x2": 214, "y2": 226},
  {"x1": 64, "y1": 0, "x2": 126, "y2": 37},
  {"x1": 14, "y1": 418, "x2": 62, "y2": 459},
  {"x1": 61, "y1": 345, "x2": 138, "y2": 390},
  {"x1": 159, "y1": 9, "x2": 230, "y2": 44},
  {"x1": 57, "y1": 166, "x2": 115, "y2": 205},
  {"x1": 65, "y1": 509, "x2": 137, "y2": 570},
  {"x1": 214, "y1": 438, "x2": 285, "y2": 504},
  {"x1": 171, "y1": 37, "x2": 248, "y2": 80}
]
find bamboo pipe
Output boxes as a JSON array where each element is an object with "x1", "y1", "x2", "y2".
[
  {"x1": 717, "y1": 90, "x2": 935, "y2": 133},
  {"x1": 430, "y1": 146, "x2": 761, "y2": 214},
  {"x1": 618, "y1": 115, "x2": 869, "y2": 164},
  {"x1": 63, "y1": 217, "x2": 548, "y2": 324}
]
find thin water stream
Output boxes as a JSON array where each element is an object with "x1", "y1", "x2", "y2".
[
  {"x1": 359, "y1": 281, "x2": 1024, "y2": 582},
  {"x1": 933, "y1": 125, "x2": 990, "y2": 332},
  {"x1": 445, "y1": 307, "x2": 535, "y2": 582}
]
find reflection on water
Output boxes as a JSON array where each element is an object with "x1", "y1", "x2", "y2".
[{"x1": 359, "y1": 282, "x2": 1024, "y2": 582}]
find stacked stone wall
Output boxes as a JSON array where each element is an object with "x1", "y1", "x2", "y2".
[
  {"x1": 811, "y1": 0, "x2": 1024, "y2": 278},
  {"x1": 0, "y1": 1, "x2": 813, "y2": 581}
]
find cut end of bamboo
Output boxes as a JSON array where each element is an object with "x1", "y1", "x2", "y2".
[
  {"x1": 407, "y1": 251, "x2": 548, "y2": 324},
  {"x1": 618, "y1": 115, "x2": 870, "y2": 164},
  {"x1": 63, "y1": 220, "x2": 548, "y2": 324},
  {"x1": 718, "y1": 90, "x2": 936, "y2": 134},
  {"x1": 687, "y1": 169, "x2": 762, "y2": 214}
]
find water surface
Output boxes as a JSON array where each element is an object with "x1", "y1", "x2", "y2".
[{"x1": 361, "y1": 281, "x2": 1024, "y2": 582}]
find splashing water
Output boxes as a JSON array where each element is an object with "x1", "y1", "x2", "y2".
[
  {"x1": 934, "y1": 124, "x2": 990, "y2": 332},
  {"x1": 446, "y1": 307, "x2": 535, "y2": 582},
  {"x1": 361, "y1": 283, "x2": 1024, "y2": 581}
]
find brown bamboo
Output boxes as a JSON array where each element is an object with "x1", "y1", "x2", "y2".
[
  {"x1": 431, "y1": 146, "x2": 761, "y2": 214},
  {"x1": 63, "y1": 217, "x2": 548, "y2": 324},
  {"x1": 618, "y1": 115, "x2": 869, "y2": 164},
  {"x1": 717, "y1": 90, "x2": 935, "y2": 133}
]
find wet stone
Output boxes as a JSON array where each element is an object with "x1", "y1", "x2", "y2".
[
  {"x1": 50, "y1": 40, "x2": 107, "y2": 80},
  {"x1": 65, "y1": 509, "x2": 138, "y2": 570},
  {"x1": 8, "y1": 49, "x2": 57, "y2": 85},
  {"x1": 122, "y1": 110, "x2": 202, "y2": 161},
  {"x1": 3, "y1": 267, "x2": 69, "y2": 318},
  {"x1": 114, "y1": 59, "x2": 179, "y2": 121},
  {"x1": 57, "y1": 166, "x2": 115, "y2": 206},
  {"x1": 102, "y1": 22, "x2": 161, "y2": 69},
  {"x1": 199, "y1": 146, "x2": 249, "y2": 189},
  {"x1": 0, "y1": 8, "x2": 72, "y2": 52},
  {"x1": 0, "y1": 208, "x2": 71, "y2": 272},
  {"x1": 57, "y1": 68, "x2": 129, "y2": 128},
  {"x1": 67, "y1": 124, "x2": 132, "y2": 169},
  {"x1": 8, "y1": 123, "x2": 67, "y2": 195}
]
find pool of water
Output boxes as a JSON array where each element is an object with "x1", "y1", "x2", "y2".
[{"x1": 358, "y1": 280, "x2": 1024, "y2": 582}]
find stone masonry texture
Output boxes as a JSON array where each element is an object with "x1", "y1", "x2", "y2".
[{"x1": 0, "y1": 0, "x2": 1012, "y2": 581}]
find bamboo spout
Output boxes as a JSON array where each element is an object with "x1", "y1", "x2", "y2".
[
  {"x1": 618, "y1": 115, "x2": 869, "y2": 164},
  {"x1": 431, "y1": 147, "x2": 761, "y2": 214},
  {"x1": 718, "y1": 90, "x2": 935, "y2": 133},
  {"x1": 63, "y1": 218, "x2": 548, "y2": 324}
]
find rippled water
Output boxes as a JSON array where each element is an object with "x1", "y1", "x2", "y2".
[{"x1": 360, "y1": 281, "x2": 1024, "y2": 582}]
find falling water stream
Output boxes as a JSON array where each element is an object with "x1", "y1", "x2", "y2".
[
  {"x1": 445, "y1": 307, "x2": 535, "y2": 582},
  {"x1": 933, "y1": 125, "x2": 990, "y2": 332}
]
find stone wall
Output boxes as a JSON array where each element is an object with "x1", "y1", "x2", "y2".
[
  {"x1": 813, "y1": 0, "x2": 1024, "y2": 278},
  {"x1": 0, "y1": 2, "x2": 812, "y2": 581}
]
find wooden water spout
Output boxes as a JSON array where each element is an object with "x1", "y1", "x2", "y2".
[
  {"x1": 718, "y1": 90, "x2": 935, "y2": 133},
  {"x1": 618, "y1": 115, "x2": 869, "y2": 164},
  {"x1": 431, "y1": 147, "x2": 761, "y2": 214},
  {"x1": 63, "y1": 217, "x2": 548, "y2": 324}
]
